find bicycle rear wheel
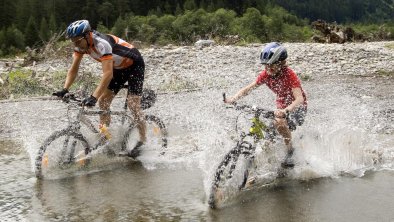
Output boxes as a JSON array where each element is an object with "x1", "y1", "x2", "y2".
[
  {"x1": 35, "y1": 129, "x2": 90, "y2": 179},
  {"x1": 122, "y1": 114, "x2": 168, "y2": 155},
  {"x1": 208, "y1": 141, "x2": 254, "y2": 209}
]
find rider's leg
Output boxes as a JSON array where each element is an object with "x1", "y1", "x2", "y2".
[
  {"x1": 274, "y1": 117, "x2": 294, "y2": 154},
  {"x1": 98, "y1": 89, "x2": 116, "y2": 126},
  {"x1": 127, "y1": 94, "x2": 147, "y2": 143}
]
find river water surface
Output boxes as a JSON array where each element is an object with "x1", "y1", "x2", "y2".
[{"x1": 1, "y1": 74, "x2": 393, "y2": 221}]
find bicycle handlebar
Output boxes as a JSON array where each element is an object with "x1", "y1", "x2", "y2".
[{"x1": 223, "y1": 92, "x2": 274, "y2": 119}]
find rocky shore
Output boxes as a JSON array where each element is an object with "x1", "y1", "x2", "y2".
[{"x1": 1, "y1": 41, "x2": 393, "y2": 97}]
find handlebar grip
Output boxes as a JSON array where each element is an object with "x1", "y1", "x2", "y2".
[{"x1": 223, "y1": 93, "x2": 226, "y2": 102}]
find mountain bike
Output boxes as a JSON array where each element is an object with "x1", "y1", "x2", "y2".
[
  {"x1": 35, "y1": 86, "x2": 168, "y2": 179},
  {"x1": 208, "y1": 93, "x2": 293, "y2": 209}
]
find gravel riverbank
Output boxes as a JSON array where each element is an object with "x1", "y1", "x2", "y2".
[{"x1": 1, "y1": 41, "x2": 393, "y2": 97}]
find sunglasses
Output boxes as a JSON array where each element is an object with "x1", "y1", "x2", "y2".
[
  {"x1": 265, "y1": 62, "x2": 281, "y2": 67},
  {"x1": 71, "y1": 37, "x2": 85, "y2": 44}
]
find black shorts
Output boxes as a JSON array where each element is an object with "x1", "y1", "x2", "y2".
[
  {"x1": 287, "y1": 106, "x2": 307, "y2": 131},
  {"x1": 108, "y1": 60, "x2": 145, "y2": 96}
]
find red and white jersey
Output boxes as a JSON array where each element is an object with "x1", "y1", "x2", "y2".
[{"x1": 256, "y1": 66, "x2": 307, "y2": 109}]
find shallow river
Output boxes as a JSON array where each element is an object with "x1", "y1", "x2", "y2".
[{"x1": 1, "y1": 74, "x2": 393, "y2": 221}]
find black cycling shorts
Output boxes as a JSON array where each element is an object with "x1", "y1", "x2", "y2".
[
  {"x1": 287, "y1": 106, "x2": 307, "y2": 131},
  {"x1": 108, "y1": 60, "x2": 145, "y2": 96}
]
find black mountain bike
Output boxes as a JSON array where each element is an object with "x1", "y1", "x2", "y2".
[
  {"x1": 35, "y1": 86, "x2": 168, "y2": 179},
  {"x1": 208, "y1": 93, "x2": 293, "y2": 209}
]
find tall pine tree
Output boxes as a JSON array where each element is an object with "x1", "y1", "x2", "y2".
[
  {"x1": 39, "y1": 18, "x2": 50, "y2": 42},
  {"x1": 25, "y1": 16, "x2": 39, "y2": 47}
]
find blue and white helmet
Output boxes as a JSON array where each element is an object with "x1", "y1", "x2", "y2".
[
  {"x1": 65, "y1": 20, "x2": 91, "y2": 38},
  {"x1": 260, "y1": 42, "x2": 287, "y2": 65}
]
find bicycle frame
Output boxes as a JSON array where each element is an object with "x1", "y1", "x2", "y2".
[
  {"x1": 62, "y1": 94, "x2": 137, "y2": 153},
  {"x1": 232, "y1": 104, "x2": 275, "y2": 153},
  {"x1": 35, "y1": 87, "x2": 167, "y2": 179}
]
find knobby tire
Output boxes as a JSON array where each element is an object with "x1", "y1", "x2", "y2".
[
  {"x1": 208, "y1": 141, "x2": 253, "y2": 209},
  {"x1": 35, "y1": 129, "x2": 90, "y2": 179}
]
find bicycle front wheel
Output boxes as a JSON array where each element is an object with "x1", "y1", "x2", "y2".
[
  {"x1": 35, "y1": 129, "x2": 90, "y2": 179},
  {"x1": 208, "y1": 141, "x2": 254, "y2": 209}
]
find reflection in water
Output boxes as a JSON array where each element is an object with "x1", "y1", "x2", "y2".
[{"x1": 32, "y1": 163, "x2": 206, "y2": 221}]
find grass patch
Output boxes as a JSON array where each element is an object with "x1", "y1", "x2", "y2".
[
  {"x1": 0, "y1": 69, "x2": 50, "y2": 99},
  {"x1": 48, "y1": 70, "x2": 100, "y2": 94},
  {"x1": 0, "y1": 69, "x2": 100, "y2": 100},
  {"x1": 375, "y1": 70, "x2": 394, "y2": 77},
  {"x1": 384, "y1": 43, "x2": 394, "y2": 50}
]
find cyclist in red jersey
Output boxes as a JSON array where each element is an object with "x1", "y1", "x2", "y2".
[
  {"x1": 225, "y1": 42, "x2": 307, "y2": 167},
  {"x1": 53, "y1": 20, "x2": 146, "y2": 158}
]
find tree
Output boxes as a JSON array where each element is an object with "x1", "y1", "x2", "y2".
[
  {"x1": 83, "y1": 0, "x2": 100, "y2": 28},
  {"x1": 15, "y1": 0, "x2": 31, "y2": 32},
  {"x1": 175, "y1": 3, "x2": 183, "y2": 15},
  {"x1": 25, "y1": 16, "x2": 39, "y2": 47},
  {"x1": 114, "y1": 0, "x2": 130, "y2": 17},
  {"x1": 155, "y1": 14, "x2": 176, "y2": 43},
  {"x1": 39, "y1": 18, "x2": 50, "y2": 42},
  {"x1": 49, "y1": 14, "x2": 57, "y2": 36},
  {"x1": 232, "y1": 8, "x2": 266, "y2": 42},
  {"x1": 112, "y1": 16, "x2": 128, "y2": 38},
  {"x1": 184, "y1": 0, "x2": 197, "y2": 11},
  {"x1": 5, "y1": 25, "x2": 25, "y2": 53},
  {"x1": 29, "y1": 0, "x2": 44, "y2": 24},
  {"x1": 0, "y1": 0, "x2": 17, "y2": 28},
  {"x1": 209, "y1": 9, "x2": 236, "y2": 37},
  {"x1": 99, "y1": 1, "x2": 115, "y2": 27},
  {"x1": 164, "y1": 1, "x2": 172, "y2": 14}
]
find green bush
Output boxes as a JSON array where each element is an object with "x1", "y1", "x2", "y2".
[
  {"x1": 281, "y1": 24, "x2": 313, "y2": 42},
  {"x1": 0, "y1": 25, "x2": 25, "y2": 55},
  {"x1": 231, "y1": 8, "x2": 266, "y2": 43},
  {"x1": 112, "y1": 17, "x2": 128, "y2": 39},
  {"x1": 6, "y1": 69, "x2": 50, "y2": 98},
  {"x1": 97, "y1": 22, "x2": 110, "y2": 34},
  {"x1": 50, "y1": 70, "x2": 68, "y2": 90},
  {"x1": 172, "y1": 9, "x2": 212, "y2": 43},
  {"x1": 209, "y1": 9, "x2": 236, "y2": 37},
  {"x1": 155, "y1": 14, "x2": 177, "y2": 44}
]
